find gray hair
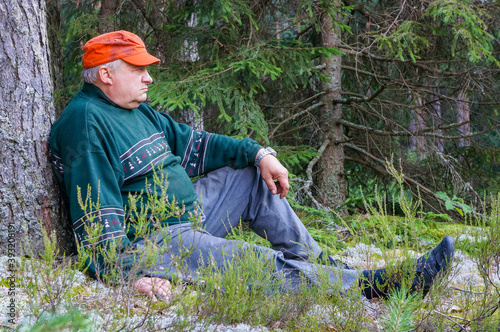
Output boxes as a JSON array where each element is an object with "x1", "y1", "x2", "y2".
[{"x1": 81, "y1": 59, "x2": 124, "y2": 84}]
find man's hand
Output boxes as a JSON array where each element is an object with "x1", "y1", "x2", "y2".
[
  {"x1": 258, "y1": 150, "x2": 290, "y2": 199},
  {"x1": 133, "y1": 277, "x2": 172, "y2": 302}
]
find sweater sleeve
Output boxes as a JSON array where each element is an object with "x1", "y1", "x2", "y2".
[{"x1": 157, "y1": 112, "x2": 263, "y2": 177}]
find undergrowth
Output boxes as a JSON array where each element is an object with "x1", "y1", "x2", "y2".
[{"x1": 2, "y1": 164, "x2": 500, "y2": 331}]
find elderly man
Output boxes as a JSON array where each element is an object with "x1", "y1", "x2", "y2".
[{"x1": 50, "y1": 30, "x2": 454, "y2": 300}]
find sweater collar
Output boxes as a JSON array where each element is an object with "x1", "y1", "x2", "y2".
[{"x1": 81, "y1": 82, "x2": 132, "y2": 110}]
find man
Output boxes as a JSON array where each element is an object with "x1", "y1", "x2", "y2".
[{"x1": 50, "y1": 30, "x2": 454, "y2": 301}]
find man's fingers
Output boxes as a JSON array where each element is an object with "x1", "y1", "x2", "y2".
[
  {"x1": 263, "y1": 176, "x2": 277, "y2": 195},
  {"x1": 133, "y1": 277, "x2": 172, "y2": 301},
  {"x1": 276, "y1": 174, "x2": 289, "y2": 198},
  {"x1": 275, "y1": 181, "x2": 287, "y2": 199}
]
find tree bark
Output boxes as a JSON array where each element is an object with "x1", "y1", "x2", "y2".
[
  {"x1": 0, "y1": 0, "x2": 73, "y2": 255},
  {"x1": 99, "y1": 0, "x2": 118, "y2": 33},
  {"x1": 457, "y1": 90, "x2": 471, "y2": 147},
  {"x1": 316, "y1": 8, "x2": 346, "y2": 210},
  {"x1": 431, "y1": 87, "x2": 444, "y2": 153},
  {"x1": 409, "y1": 96, "x2": 426, "y2": 157}
]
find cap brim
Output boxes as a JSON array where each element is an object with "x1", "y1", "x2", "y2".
[{"x1": 121, "y1": 52, "x2": 160, "y2": 66}]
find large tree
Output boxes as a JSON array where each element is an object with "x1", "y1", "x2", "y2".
[{"x1": 0, "y1": 0, "x2": 72, "y2": 254}]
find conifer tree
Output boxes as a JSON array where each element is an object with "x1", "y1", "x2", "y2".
[{"x1": 53, "y1": 0, "x2": 500, "y2": 214}]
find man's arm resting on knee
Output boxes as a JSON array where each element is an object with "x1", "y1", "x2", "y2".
[{"x1": 256, "y1": 148, "x2": 290, "y2": 199}]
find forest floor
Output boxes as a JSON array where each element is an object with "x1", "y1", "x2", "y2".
[{"x1": 0, "y1": 220, "x2": 495, "y2": 332}]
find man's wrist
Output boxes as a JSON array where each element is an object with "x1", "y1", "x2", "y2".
[{"x1": 255, "y1": 147, "x2": 277, "y2": 167}]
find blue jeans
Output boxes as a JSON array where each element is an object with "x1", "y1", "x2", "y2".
[{"x1": 139, "y1": 166, "x2": 359, "y2": 292}]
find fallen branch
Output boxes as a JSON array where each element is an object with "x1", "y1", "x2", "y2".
[
  {"x1": 345, "y1": 143, "x2": 443, "y2": 206},
  {"x1": 433, "y1": 310, "x2": 469, "y2": 331},
  {"x1": 301, "y1": 139, "x2": 330, "y2": 210},
  {"x1": 345, "y1": 143, "x2": 486, "y2": 219},
  {"x1": 344, "y1": 156, "x2": 441, "y2": 214},
  {"x1": 450, "y1": 286, "x2": 484, "y2": 295}
]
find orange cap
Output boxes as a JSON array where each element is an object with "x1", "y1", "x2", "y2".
[{"x1": 82, "y1": 30, "x2": 160, "y2": 68}]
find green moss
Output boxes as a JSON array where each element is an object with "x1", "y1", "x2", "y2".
[{"x1": 425, "y1": 222, "x2": 469, "y2": 240}]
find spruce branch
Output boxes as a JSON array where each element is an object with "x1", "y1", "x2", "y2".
[
  {"x1": 338, "y1": 45, "x2": 472, "y2": 64},
  {"x1": 431, "y1": 124, "x2": 500, "y2": 140},
  {"x1": 342, "y1": 65, "x2": 394, "y2": 80},
  {"x1": 269, "y1": 14, "x2": 311, "y2": 39},
  {"x1": 333, "y1": 84, "x2": 386, "y2": 104},
  {"x1": 270, "y1": 102, "x2": 324, "y2": 138},
  {"x1": 337, "y1": 119, "x2": 472, "y2": 137},
  {"x1": 380, "y1": 288, "x2": 420, "y2": 332}
]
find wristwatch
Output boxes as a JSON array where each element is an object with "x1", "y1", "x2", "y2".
[{"x1": 255, "y1": 147, "x2": 277, "y2": 167}]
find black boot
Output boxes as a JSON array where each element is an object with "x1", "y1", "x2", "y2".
[
  {"x1": 360, "y1": 236, "x2": 455, "y2": 299},
  {"x1": 411, "y1": 235, "x2": 455, "y2": 297}
]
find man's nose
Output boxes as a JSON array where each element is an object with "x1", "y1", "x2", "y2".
[{"x1": 143, "y1": 71, "x2": 153, "y2": 84}]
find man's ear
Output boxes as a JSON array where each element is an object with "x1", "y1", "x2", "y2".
[{"x1": 98, "y1": 66, "x2": 113, "y2": 85}]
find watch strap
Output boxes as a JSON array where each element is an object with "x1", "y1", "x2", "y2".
[{"x1": 255, "y1": 147, "x2": 277, "y2": 167}]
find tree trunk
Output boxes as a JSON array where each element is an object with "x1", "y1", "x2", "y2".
[
  {"x1": 0, "y1": 0, "x2": 73, "y2": 255},
  {"x1": 457, "y1": 90, "x2": 470, "y2": 147},
  {"x1": 431, "y1": 88, "x2": 444, "y2": 153},
  {"x1": 99, "y1": 0, "x2": 118, "y2": 33},
  {"x1": 178, "y1": 12, "x2": 204, "y2": 130},
  {"x1": 46, "y1": 0, "x2": 66, "y2": 118},
  {"x1": 409, "y1": 96, "x2": 426, "y2": 157},
  {"x1": 316, "y1": 9, "x2": 346, "y2": 210}
]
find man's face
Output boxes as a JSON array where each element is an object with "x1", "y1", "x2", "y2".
[{"x1": 106, "y1": 61, "x2": 153, "y2": 109}]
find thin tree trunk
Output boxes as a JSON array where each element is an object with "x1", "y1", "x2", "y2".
[
  {"x1": 179, "y1": 12, "x2": 204, "y2": 130},
  {"x1": 316, "y1": 8, "x2": 346, "y2": 210},
  {"x1": 0, "y1": 0, "x2": 71, "y2": 254},
  {"x1": 409, "y1": 96, "x2": 426, "y2": 157},
  {"x1": 457, "y1": 90, "x2": 471, "y2": 147},
  {"x1": 431, "y1": 89, "x2": 444, "y2": 153}
]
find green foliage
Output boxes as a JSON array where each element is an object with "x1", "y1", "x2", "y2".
[
  {"x1": 425, "y1": 0, "x2": 499, "y2": 65},
  {"x1": 373, "y1": 0, "x2": 498, "y2": 64},
  {"x1": 374, "y1": 21, "x2": 430, "y2": 62},
  {"x1": 275, "y1": 145, "x2": 318, "y2": 175},
  {"x1": 380, "y1": 288, "x2": 422, "y2": 332},
  {"x1": 467, "y1": 194, "x2": 500, "y2": 280},
  {"x1": 25, "y1": 310, "x2": 90, "y2": 332},
  {"x1": 148, "y1": 43, "x2": 340, "y2": 141},
  {"x1": 419, "y1": 211, "x2": 453, "y2": 222},
  {"x1": 435, "y1": 191, "x2": 473, "y2": 216},
  {"x1": 188, "y1": 246, "x2": 300, "y2": 326}
]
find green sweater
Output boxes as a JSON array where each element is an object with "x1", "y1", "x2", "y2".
[{"x1": 50, "y1": 83, "x2": 262, "y2": 280}]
